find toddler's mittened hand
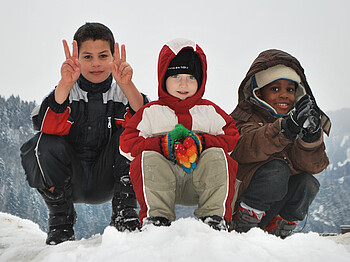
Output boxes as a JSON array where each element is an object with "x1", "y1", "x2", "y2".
[
  {"x1": 174, "y1": 142, "x2": 192, "y2": 173},
  {"x1": 170, "y1": 124, "x2": 189, "y2": 140},
  {"x1": 188, "y1": 131, "x2": 204, "y2": 157},
  {"x1": 160, "y1": 124, "x2": 190, "y2": 162},
  {"x1": 161, "y1": 125, "x2": 204, "y2": 173},
  {"x1": 174, "y1": 137, "x2": 198, "y2": 173},
  {"x1": 174, "y1": 132, "x2": 204, "y2": 174},
  {"x1": 160, "y1": 133, "x2": 176, "y2": 162}
]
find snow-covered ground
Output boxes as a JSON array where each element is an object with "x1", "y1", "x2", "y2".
[{"x1": 0, "y1": 212, "x2": 349, "y2": 262}]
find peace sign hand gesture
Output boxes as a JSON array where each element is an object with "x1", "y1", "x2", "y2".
[
  {"x1": 60, "y1": 40, "x2": 81, "y2": 86},
  {"x1": 110, "y1": 43, "x2": 133, "y2": 86},
  {"x1": 55, "y1": 40, "x2": 81, "y2": 104}
]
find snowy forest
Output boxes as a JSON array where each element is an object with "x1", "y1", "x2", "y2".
[{"x1": 0, "y1": 95, "x2": 349, "y2": 240}]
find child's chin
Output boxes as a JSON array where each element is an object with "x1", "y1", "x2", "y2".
[
  {"x1": 179, "y1": 97, "x2": 190, "y2": 100},
  {"x1": 85, "y1": 75, "x2": 109, "y2": 84},
  {"x1": 276, "y1": 109, "x2": 290, "y2": 115}
]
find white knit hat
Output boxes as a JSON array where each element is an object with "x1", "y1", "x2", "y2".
[{"x1": 254, "y1": 64, "x2": 301, "y2": 88}]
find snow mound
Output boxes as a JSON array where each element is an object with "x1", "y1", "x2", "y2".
[{"x1": 0, "y1": 212, "x2": 349, "y2": 262}]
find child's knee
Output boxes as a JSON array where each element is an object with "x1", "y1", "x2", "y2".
[
  {"x1": 193, "y1": 148, "x2": 228, "y2": 189},
  {"x1": 143, "y1": 151, "x2": 176, "y2": 190},
  {"x1": 292, "y1": 172, "x2": 320, "y2": 197},
  {"x1": 257, "y1": 160, "x2": 290, "y2": 188}
]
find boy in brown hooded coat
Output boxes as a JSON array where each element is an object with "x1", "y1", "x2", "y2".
[{"x1": 230, "y1": 49, "x2": 331, "y2": 238}]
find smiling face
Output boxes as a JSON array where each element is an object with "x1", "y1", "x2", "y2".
[
  {"x1": 256, "y1": 79, "x2": 296, "y2": 114},
  {"x1": 165, "y1": 74, "x2": 198, "y2": 100},
  {"x1": 78, "y1": 39, "x2": 113, "y2": 83}
]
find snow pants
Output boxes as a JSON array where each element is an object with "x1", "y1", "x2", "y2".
[
  {"x1": 20, "y1": 129, "x2": 130, "y2": 204},
  {"x1": 129, "y1": 148, "x2": 237, "y2": 224},
  {"x1": 240, "y1": 159, "x2": 320, "y2": 225}
]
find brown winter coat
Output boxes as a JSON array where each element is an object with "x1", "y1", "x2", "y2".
[{"x1": 230, "y1": 49, "x2": 331, "y2": 203}]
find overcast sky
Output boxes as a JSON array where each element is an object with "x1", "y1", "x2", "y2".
[{"x1": 1, "y1": 0, "x2": 349, "y2": 114}]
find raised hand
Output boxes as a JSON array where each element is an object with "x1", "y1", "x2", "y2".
[
  {"x1": 281, "y1": 95, "x2": 317, "y2": 141},
  {"x1": 61, "y1": 40, "x2": 81, "y2": 86},
  {"x1": 293, "y1": 95, "x2": 313, "y2": 127},
  {"x1": 110, "y1": 43, "x2": 133, "y2": 86},
  {"x1": 301, "y1": 99, "x2": 322, "y2": 143},
  {"x1": 55, "y1": 40, "x2": 81, "y2": 104}
]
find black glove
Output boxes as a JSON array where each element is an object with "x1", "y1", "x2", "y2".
[
  {"x1": 281, "y1": 95, "x2": 314, "y2": 140},
  {"x1": 300, "y1": 100, "x2": 322, "y2": 143}
]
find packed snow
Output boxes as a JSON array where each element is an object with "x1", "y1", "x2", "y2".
[{"x1": 0, "y1": 212, "x2": 349, "y2": 262}]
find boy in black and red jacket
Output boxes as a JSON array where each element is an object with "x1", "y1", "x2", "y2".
[{"x1": 20, "y1": 22, "x2": 149, "y2": 245}]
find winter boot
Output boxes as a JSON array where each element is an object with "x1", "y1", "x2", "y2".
[
  {"x1": 264, "y1": 216, "x2": 297, "y2": 239},
  {"x1": 230, "y1": 203, "x2": 265, "y2": 233},
  {"x1": 142, "y1": 216, "x2": 171, "y2": 227},
  {"x1": 110, "y1": 174, "x2": 140, "y2": 232},
  {"x1": 38, "y1": 186, "x2": 76, "y2": 245},
  {"x1": 201, "y1": 215, "x2": 228, "y2": 231}
]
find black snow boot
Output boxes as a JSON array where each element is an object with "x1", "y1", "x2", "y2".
[
  {"x1": 201, "y1": 215, "x2": 228, "y2": 231},
  {"x1": 38, "y1": 186, "x2": 76, "y2": 245},
  {"x1": 110, "y1": 174, "x2": 140, "y2": 232},
  {"x1": 142, "y1": 216, "x2": 171, "y2": 227}
]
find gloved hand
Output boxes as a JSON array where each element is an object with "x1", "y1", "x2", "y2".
[
  {"x1": 300, "y1": 100, "x2": 322, "y2": 143},
  {"x1": 281, "y1": 95, "x2": 314, "y2": 140},
  {"x1": 174, "y1": 137, "x2": 198, "y2": 173},
  {"x1": 174, "y1": 132, "x2": 204, "y2": 173},
  {"x1": 161, "y1": 124, "x2": 204, "y2": 173},
  {"x1": 188, "y1": 131, "x2": 204, "y2": 156},
  {"x1": 161, "y1": 124, "x2": 189, "y2": 162}
]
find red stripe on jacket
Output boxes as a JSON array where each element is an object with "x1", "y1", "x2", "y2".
[{"x1": 41, "y1": 107, "x2": 72, "y2": 135}]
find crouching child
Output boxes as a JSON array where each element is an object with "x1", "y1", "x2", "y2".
[
  {"x1": 120, "y1": 38, "x2": 239, "y2": 231},
  {"x1": 230, "y1": 49, "x2": 331, "y2": 238},
  {"x1": 20, "y1": 22, "x2": 149, "y2": 245}
]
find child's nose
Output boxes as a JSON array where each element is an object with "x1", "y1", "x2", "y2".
[
  {"x1": 91, "y1": 58, "x2": 101, "y2": 67},
  {"x1": 180, "y1": 77, "x2": 190, "y2": 86},
  {"x1": 279, "y1": 89, "x2": 289, "y2": 98}
]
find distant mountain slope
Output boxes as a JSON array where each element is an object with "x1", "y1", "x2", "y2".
[{"x1": 304, "y1": 108, "x2": 350, "y2": 233}]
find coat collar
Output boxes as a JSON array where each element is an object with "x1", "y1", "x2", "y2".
[{"x1": 77, "y1": 74, "x2": 113, "y2": 94}]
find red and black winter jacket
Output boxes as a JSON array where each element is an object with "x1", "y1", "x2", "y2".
[
  {"x1": 32, "y1": 74, "x2": 149, "y2": 161},
  {"x1": 120, "y1": 39, "x2": 239, "y2": 160}
]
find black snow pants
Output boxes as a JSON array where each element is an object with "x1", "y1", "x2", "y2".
[
  {"x1": 240, "y1": 159, "x2": 320, "y2": 225},
  {"x1": 20, "y1": 128, "x2": 129, "y2": 204}
]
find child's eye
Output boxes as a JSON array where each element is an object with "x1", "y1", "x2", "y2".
[
  {"x1": 171, "y1": 75, "x2": 179, "y2": 78},
  {"x1": 100, "y1": 54, "x2": 108, "y2": 59},
  {"x1": 189, "y1": 75, "x2": 196, "y2": 80},
  {"x1": 287, "y1": 88, "x2": 296, "y2": 93},
  {"x1": 84, "y1": 55, "x2": 92, "y2": 59},
  {"x1": 270, "y1": 87, "x2": 279, "y2": 92}
]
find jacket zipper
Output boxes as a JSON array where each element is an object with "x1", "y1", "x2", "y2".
[{"x1": 107, "y1": 116, "x2": 112, "y2": 140}]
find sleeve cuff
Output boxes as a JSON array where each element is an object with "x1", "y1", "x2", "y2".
[
  {"x1": 48, "y1": 90, "x2": 69, "y2": 113},
  {"x1": 297, "y1": 133, "x2": 324, "y2": 149}
]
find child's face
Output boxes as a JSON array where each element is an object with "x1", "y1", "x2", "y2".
[
  {"x1": 256, "y1": 79, "x2": 296, "y2": 115},
  {"x1": 166, "y1": 74, "x2": 198, "y2": 100},
  {"x1": 78, "y1": 39, "x2": 113, "y2": 83}
]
